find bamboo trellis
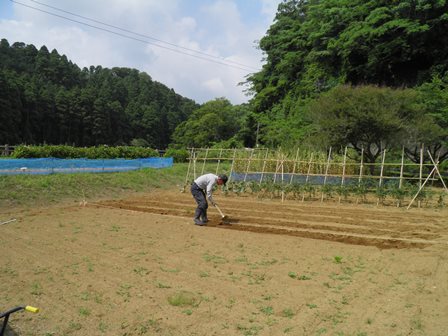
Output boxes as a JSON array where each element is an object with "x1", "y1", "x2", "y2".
[{"x1": 184, "y1": 147, "x2": 448, "y2": 208}]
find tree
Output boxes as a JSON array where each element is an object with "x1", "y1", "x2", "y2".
[
  {"x1": 247, "y1": 0, "x2": 448, "y2": 146},
  {"x1": 172, "y1": 98, "x2": 247, "y2": 148},
  {"x1": 0, "y1": 39, "x2": 198, "y2": 147},
  {"x1": 307, "y1": 85, "x2": 422, "y2": 172},
  {"x1": 405, "y1": 74, "x2": 448, "y2": 164}
]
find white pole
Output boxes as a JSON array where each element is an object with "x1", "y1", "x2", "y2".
[
  {"x1": 399, "y1": 146, "x2": 405, "y2": 189},
  {"x1": 407, "y1": 166, "x2": 437, "y2": 210},
  {"x1": 201, "y1": 148, "x2": 209, "y2": 175},
  {"x1": 289, "y1": 147, "x2": 300, "y2": 184},
  {"x1": 302, "y1": 152, "x2": 314, "y2": 202},
  {"x1": 321, "y1": 147, "x2": 332, "y2": 202},
  {"x1": 339, "y1": 147, "x2": 348, "y2": 203},
  {"x1": 260, "y1": 149, "x2": 269, "y2": 184},
  {"x1": 244, "y1": 149, "x2": 254, "y2": 182},
  {"x1": 427, "y1": 150, "x2": 448, "y2": 191},
  {"x1": 215, "y1": 148, "x2": 223, "y2": 175},
  {"x1": 419, "y1": 144, "x2": 424, "y2": 208},
  {"x1": 184, "y1": 148, "x2": 193, "y2": 188},
  {"x1": 228, "y1": 148, "x2": 237, "y2": 184}
]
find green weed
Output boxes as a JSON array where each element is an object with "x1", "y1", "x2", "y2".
[{"x1": 167, "y1": 291, "x2": 200, "y2": 307}]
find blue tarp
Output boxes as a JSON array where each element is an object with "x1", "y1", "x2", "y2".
[{"x1": 0, "y1": 157, "x2": 173, "y2": 175}]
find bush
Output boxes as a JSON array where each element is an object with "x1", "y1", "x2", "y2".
[
  {"x1": 12, "y1": 145, "x2": 159, "y2": 159},
  {"x1": 164, "y1": 148, "x2": 189, "y2": 163}
]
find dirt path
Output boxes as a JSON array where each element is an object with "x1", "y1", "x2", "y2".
[{"x1": 1, "y1": 190, "x2": 447, "y2": 335}]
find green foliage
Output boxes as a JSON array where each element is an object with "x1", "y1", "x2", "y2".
[
  {"x1": 171, "y1": 98, "x2": 248, "y2": 148},
  {"x1": 0, "y1": 39, "x2": 198, "y2": 148},
  {"x1": 163, "y1": 148, "x2": 189, "y2": 163},
  {"x1": 12, "y1": 145, "x2": 158, "y2": 159},
  {"x1": 307, "y1": 85, "x2": 425, "y2": 166},
  {"x1": 245, "y1": 0, "x2": 448, "y2": 154}
]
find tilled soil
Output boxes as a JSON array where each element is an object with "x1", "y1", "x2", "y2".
[
  {"x1": 1, "y1": 190, "x2": 447, "y2": 336},
  {"x1": 97, "y1": 191, "x2": 448, "y2": 250}
]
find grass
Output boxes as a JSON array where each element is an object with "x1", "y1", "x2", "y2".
[
  {"x1": 167, "y1": 291, "x2": 200, "y2": 307},
  {"x1": 0, "y1": 163, "x2": 189, "y2": 207}
]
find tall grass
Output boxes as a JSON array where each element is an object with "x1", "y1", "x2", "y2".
[{"x1": 0, "y1": 164, "x2": 189, "y2": 208}]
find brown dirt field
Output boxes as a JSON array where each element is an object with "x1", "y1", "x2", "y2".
[{"x1": 1, "y1": 190, "x2": 448, "y2": 336}]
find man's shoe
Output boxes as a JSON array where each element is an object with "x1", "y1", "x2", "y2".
[
  {"x1": 201, "y1": 217, "x2": 209, "y2": 223},
  {"x1": 194, "y1": 218, "x2": 206, "y2": 226}
]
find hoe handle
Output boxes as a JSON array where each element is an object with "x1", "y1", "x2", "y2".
[{"x1": 214, "y1": 204, "x2": 226, "y2": 218}]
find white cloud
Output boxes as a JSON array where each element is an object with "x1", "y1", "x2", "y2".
[{"x1": 1, "y1": 0, "x2": 281, "y2": 104}]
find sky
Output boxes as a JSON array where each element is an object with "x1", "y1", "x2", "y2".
[{"x1": 0, "y1": 0, "x2": 281, "y2": 104}]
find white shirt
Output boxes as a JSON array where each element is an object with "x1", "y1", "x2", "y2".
[{"x1": 194, "y1": 173, "x2": 218, "y2": 203}]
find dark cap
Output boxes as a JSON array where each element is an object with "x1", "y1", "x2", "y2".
[{"x1": 218, "y1": 174, "x2": 228, "y2": 184}]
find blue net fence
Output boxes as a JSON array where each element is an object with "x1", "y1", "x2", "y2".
[{"x1": 0, "y1": 157, "x2": 173, "y2": 175}]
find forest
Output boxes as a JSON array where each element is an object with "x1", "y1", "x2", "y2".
[{"x1": 0, "y1": 0, "x2": 447, "y2": 166}]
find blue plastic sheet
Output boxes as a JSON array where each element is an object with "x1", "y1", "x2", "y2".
[{"x1": 0, "y1": 157, "x2": 173, "y2": 175}]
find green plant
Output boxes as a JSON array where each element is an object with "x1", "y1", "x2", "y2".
[
  {"x1": 298, "y1": 274, "x2": 312, "y2": 280},
  {"x1": 334, "y1": 256, "x2": 343, "y2": 263},
  {"x1": 260, "y1": 306, "x2": 274, "y2": 315},
  {"x1": 79, "y1": 307, "x2": 91, "y2": 316},
  {"x1": 167, "y1": 291, "x2": 200, "y2": 307},
  {"x1": 288, "y1": 271, "x2": 297, "y2": 279},
  {"x1": 164, "y1": 148, "x2": 189, "y2": 163},
  {"x1": 282, "y1": 308, "x2": 295, "y2": 318}
]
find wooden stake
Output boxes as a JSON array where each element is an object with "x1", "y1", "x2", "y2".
[
  {"x1": 338, "y1": 147, "x2": 348, "y2": 204},
  {"x1": 376, "y1": 149, "x2": 386, "y2": 206},
  {"x1": 302, "y1": 153, "x2": 313, "y2": 202},
  {"x1": 427, "y1": 150, "x2": 448, "y2": 191},
  {"x1": 228, "y1": 148, "x2": 237, "y2": 184},
  {"x1": 260, "y1": 149, "x2": 269, "y2": 184},
  {"x1": 321, "y1": 147, "x2": 332, "y2": 202},
  {"x1": 215, "y1": 148, "x2": 223, "y2": 175},
  {"x1": 398, "y1": 146, "x2": 405, "y2": 207},
  {"x1": 356, "y1": 147, "x2": 364, "y2": 204},
  {"x1": 201, "y1": 148, "x2": 209, "y2": 175},
  {"x1": 184, "y1": 148, "x2": 193, "y2": 191},
  {"x1": 289, "y1": 147, "x2": 300, "y2": 184},
  {"x1": 244, "y1": 149, "x2": 254, "y2": 182},
  {"x1": 407, "y1": 166, "x2": 437, "y2": 210},
  {"x1": 419, "y1": 144, "x2": 424, "y2": 208}
]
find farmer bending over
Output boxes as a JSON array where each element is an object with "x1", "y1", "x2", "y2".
[{"x1": 191, "y1": 173, "x2": 228, "y2": 226}]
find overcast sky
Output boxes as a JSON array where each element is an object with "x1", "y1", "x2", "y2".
[{"x1": 0, "y1": 0, "x2": 281, "y2": 104}]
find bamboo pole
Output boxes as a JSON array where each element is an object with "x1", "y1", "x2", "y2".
[
  {"x1": 427, "y1": 150, "x2": 448, "y2": 192},
  {"x1": 289, "y1": 147, "x2": 300, "y2": 184},
  {"x1": 407, "y1": 166, "x2": 437, "y2": 210},
  {"x1": 228, "y1": 148, "x2": 237, "y2": 184},
  {"x1": 396, "y1": 146, "x2": 405, "y2": 207},
  {"x1": 244, "y1": 149, "x2": 254, "y2": 182},
  {"x1": 302, "y1": 153, "x2": 314, "y2": 202},
  {"x1": 281, "y1": 154, "x2": 285, "y2": 202},
  {"x1": 201, "y1": 148, "x2": 209, "y2": 175},
  {"x1": 321, "y1": 147, "x2": 332, "y2": 202},
  {"x1": 376, "y1": 149, "x2": 386, "y2": 206},
  {"x1": 419, "y1": 144, "x2": 424, "y2": 208},
  {"x1": 355, "y1": 147, "x2": 364, "y2": 204},
  {"x1": 193, "y1": 151, "x2": 197, "y2": 180},
  {"x1": 183, "y1": 148, "x2": 193, "y2": 192},
  {"x1": 273, "y1": 153, "x2": 280, "y2": 184},
  {"x1": 399, "y1": 146, "x2": 405, "y2": 189},
  {"x1": 338, "y1": 147, "x2": 348, "y2": 204},
  {"x1": 215, "y1": 148, "x2": 223, "y2": 175},
  {"x1": 260, "y1": 149, "x2": 269, "y2": 184}
]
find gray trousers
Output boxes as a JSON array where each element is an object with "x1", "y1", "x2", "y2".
[{"x1": 191, "y1": 182, "x2": 208, "y2": 219}]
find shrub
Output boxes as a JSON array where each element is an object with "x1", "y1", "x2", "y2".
[
  {"x1": 164, "y1": 148, "x2": 189, "y2": 163},
  {"x1": 12, "y1": 145, "x2": 158, "y2": 159}
]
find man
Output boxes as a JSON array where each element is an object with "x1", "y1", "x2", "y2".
[{"x1": 191, "y1": 173, "x2": 228, "y2": 226}]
